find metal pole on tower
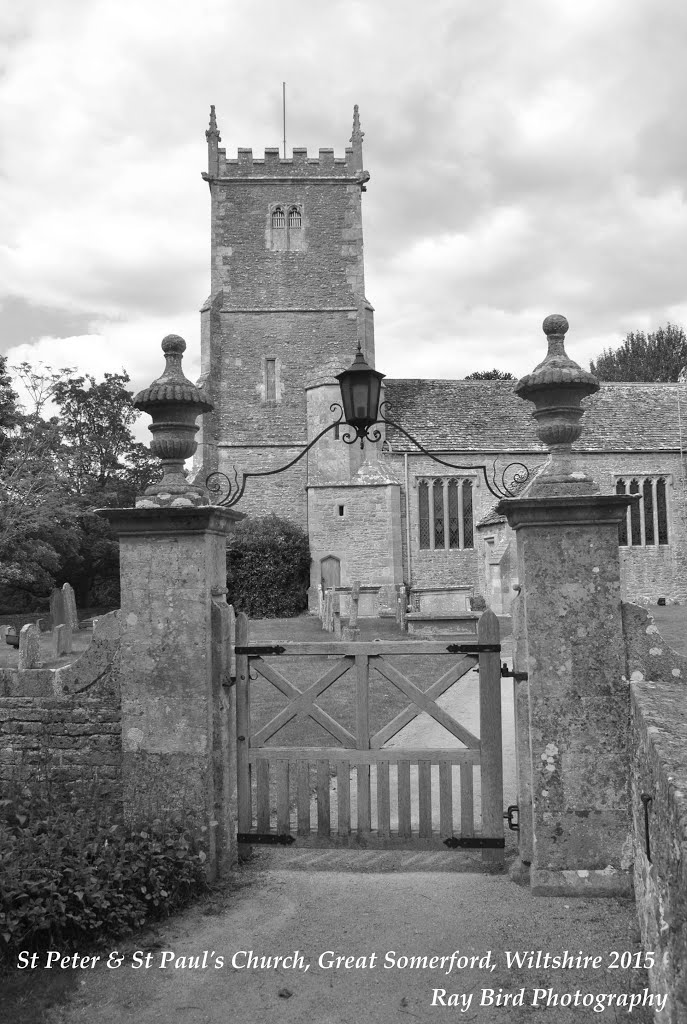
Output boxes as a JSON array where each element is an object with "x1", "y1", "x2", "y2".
[{"x1": 282, "y1": 82, "x2": 286, "y2": 158}]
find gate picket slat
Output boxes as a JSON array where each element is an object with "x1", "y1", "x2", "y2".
[
  {"x1": 276, "y1": 760, "x2": 290, "y2": 834},
  {"x1": 357, "y1": 767, "x2": 371, "y2": 833},
  {"x1": 317, "y1": 760, "x2": 330, "y2": 837},
  {"x1": 460, "y1": 763, "x2": 474, "y2": 837},
  {"x1": 377, "y1": 761, "x2": 390, "y2": 836},
  {"x1": 418, "y1": 760, "x2": 432, "y2": 838},
  {"x1": 398, "y1": 760, "x2": 411, "y2": 838},
  {"x1": 337, "y1": 761, "x2": 351, "y2": 835},
  {"x1": 297, "y1": 761, "x2": 310, "y2": 835},
  {"x1": 256, "y1": 759, "x2": 270, "y2": 832},
  {"x1": 439, "y1": 761, "x2": 453, "y2": 837}
]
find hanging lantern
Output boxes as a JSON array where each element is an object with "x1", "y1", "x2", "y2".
[{"x1": 335, "y1": 345, "x2": 385, "y2": 439}]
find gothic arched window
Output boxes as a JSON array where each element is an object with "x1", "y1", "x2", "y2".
[
  {"x1": 272, "y1": 206, "x2": 285, "y2": 229},
  {"x1": 288, "y1": 206, "x2": 301, "y2": 228}
]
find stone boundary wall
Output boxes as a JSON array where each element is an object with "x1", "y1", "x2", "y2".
[
  {"x1": 623, "y1": 604, "x2": 687, "y2": 1022},
  {"x1": 0, "y1": 612, "x2": 122, "y2": 798}
]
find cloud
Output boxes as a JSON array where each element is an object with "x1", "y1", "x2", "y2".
[{"x1": 0, "y1": 0, "x2": 686, "y2": 394}]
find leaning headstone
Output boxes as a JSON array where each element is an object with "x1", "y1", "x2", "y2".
[
  {"x1": 18, "y1": 622, "x2": 41, "y2": 670},
  {"x1": 378, "y1": 584, "x2": 397, "y2": 618},
  {"x1": 52, "y1": 623, "x2": 73, "y2": 659},
  {"x1": 323, "y1": 589, "x2": 335, "y2": 632},
  {"x1": 349, "y1": 581, "x2": 360, "y2": 628},
  {"x1": 62, "y1": 582, "x2": 80, "y2": 630},
  {"x1": 50, "y1": 587, "x2": 66, "y2": 627}
]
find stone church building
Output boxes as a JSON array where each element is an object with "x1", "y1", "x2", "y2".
[{"x1": 195, "y1": 106, "x2": 687, "y2": 613}]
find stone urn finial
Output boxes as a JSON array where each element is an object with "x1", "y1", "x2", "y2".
[
  {"x1": 514, "y1": 315, "x2": 600, "y2": 496},
  {"x1": 133, "y1": 335, "x2": 213, "y2": 507}
]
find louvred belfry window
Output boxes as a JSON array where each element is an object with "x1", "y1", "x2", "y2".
[
  {"x1": 272, "y1": 207, "x2": 285, "y2": 228},
  {"x1": 288, "y1": 206, "x2": 301, "y2": 228},
  {"x1": 616, "y1": 476, "x2": 669, "y2": 547}
]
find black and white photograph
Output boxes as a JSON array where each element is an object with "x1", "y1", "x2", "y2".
[{"x1": 1, "y1": 1, "x2": 685, "y2": 1021}]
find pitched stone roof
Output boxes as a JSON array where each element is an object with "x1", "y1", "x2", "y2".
[{"x1": 382, "y1": 379, "x2": 686, "y2": 453}]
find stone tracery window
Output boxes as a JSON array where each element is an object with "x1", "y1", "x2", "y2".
[
  {"x1": 615, "y1": 476, "x2": 669, "y2": 546},
  {"x1": 271, "y1": 206, "x2": 285, "y2": 228},
  {"x1": 418, "y1": 478, "x2": 475, "y2": 551},
  {"x1": 288, "y1": 206, "x2": 301, "y2": 228}
]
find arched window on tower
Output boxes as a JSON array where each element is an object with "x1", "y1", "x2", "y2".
[
  {"x1": 288, "y1": 206, "x2": 301, "y2": 228},
  {"x1": 272, "y1": 206, "x2": 285, "y2": 229}
]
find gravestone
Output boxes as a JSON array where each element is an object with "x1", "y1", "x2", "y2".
[
  {"x1": 397, "y1": 585, "x2": 407, "y2": 631},
  {"x1": 18, "y1": 622, "x2": 41, "y2": 670},
  {"x1": 378, "y1": 584, "x2": 397, "y2": 618},
  {"x1": 62, "y1": 582, "x2": 79, "y2": 630},
  {"x1": 0, "y1": 625, "x2": 10, "y2": 644},
  {"x1": 52, "y1": 623, "x2": 73, "y2": 658},
  {"x1": 333, "y1": 592, "x2": 342, "y2": 638},
  {"x1": 349, "y1": 582, "x2": 360, "y2": 628},
  {"x1": 50, "y1": 587, "x2": 65, "y2": 626}
]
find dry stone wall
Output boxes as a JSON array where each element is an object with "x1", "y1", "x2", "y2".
[{"x1": 0, "y1": 612, "x2": 122, "y2": 798}]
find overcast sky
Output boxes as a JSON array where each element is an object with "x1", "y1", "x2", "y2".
[{"x1": 2, "y1": 0, "x2": 687, "y2": 422}]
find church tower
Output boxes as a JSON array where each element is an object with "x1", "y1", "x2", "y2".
[{"x1": 196, "y1": 105, "x2": 374, "y2": 525}]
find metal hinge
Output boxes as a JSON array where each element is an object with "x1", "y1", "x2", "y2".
[
  {"x1": 235, "y1": 645, "x2": 286, "y2": 656},
  {"x1": 504, "y1": 805, "x2": 519, "y2": 831},
  {"x1": 446, "y1": 643, "x2": 501, "y2": 654},
  {"x1": 501, "y1": 663, "x2": 528, "y2": 682},
  {"x1": 443, "y1": 836, "x2": 505, "y2": 849},
  {"x1": 237, "y1": 832, "x2": 295, "y2": 845}
]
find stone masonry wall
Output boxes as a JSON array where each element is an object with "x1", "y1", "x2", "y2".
[
  {"x1": 624, "y1": 604, "x2": 687, "y2": 1022},
  {"x1": 0, "y1": 612, "x2": 122, "y2": 799},
  {"x1": 0, "y1": 696, "x2": 121, "y2": 797},
  {"x1": 307, "y1": 483, "x2": 403, "y2": 589}
]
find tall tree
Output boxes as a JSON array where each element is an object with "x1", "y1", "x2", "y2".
[
  {"x1": 464, "y1": 369, "x2": 515, "y2": 381},
  {"x1": 0, "y1": 365, "x2": 159, "y2": 608},
  {"x1": 590, "y1": 323, "x2": 687, "y2": 382}
]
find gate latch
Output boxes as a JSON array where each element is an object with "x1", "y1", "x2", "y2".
[
  {"x1": 504, "y1": 805, "x2": 519, "y2": 831},
  {"x1": 501, "y1": 663, "x2": 528, "y2": 682}
]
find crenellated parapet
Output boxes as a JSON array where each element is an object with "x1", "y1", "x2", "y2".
[{"x1": 202, "y1": 106, "x2": 370, "y2": 187}]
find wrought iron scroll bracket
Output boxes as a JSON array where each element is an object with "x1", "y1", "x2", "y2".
[
  {"x1": 371, "y1": 403, "x2": 530, "y2": 500},
  {"x1": 205, "y1": 400, "x2": 531, "y2": 506},
  {"x1": 206, "y1": 406, "x2": 345, "y2": 507}
]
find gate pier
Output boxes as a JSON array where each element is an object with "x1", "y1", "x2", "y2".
[
  {"x1": 499, "y1": 314, "x2": 634, "y2": 895},
  {"x1": 500, "y1": 495, "x2": 633, "y2": 896}
]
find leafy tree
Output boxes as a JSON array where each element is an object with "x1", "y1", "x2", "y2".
[
  {"x1": 226, "y1": 515, "x2": 311, "y2": 617},
  {"x1": 464, "y1": 369, "x2": 515, "y2": 380},
  {"x1": 0, "y1": 364, "x2": 159, "y2": 609},
  {"x1": 590, "y1": 323, "x2": 687, "y2": 382},
  {"x1": 0, "y1": 355, "x2": 18, "y2": 437}
]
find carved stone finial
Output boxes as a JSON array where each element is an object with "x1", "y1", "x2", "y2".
[
  {"x1": 206, "y1": 104, "x2": 221, "y2": 143},
  {"x1": 133, "y1": 335, "x2": 214, "y2": 508},
  {"x1": 514, "y1": 315, "x2": 600, "y2": 496},
  {"x1": 351, "y1": 104, "x2": 364, "y2": 144}
]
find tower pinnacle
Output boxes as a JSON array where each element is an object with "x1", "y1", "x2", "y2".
[
  {"x1": 350, "y1": 104, "x2": 364, "y2": 169},
  {"x1": 206, "y1": 105, "x2": 221, "y2": 178}
]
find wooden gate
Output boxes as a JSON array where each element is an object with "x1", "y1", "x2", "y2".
[{"x1": 234, "y1": 611, "x2": 503, "y2": 858}]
